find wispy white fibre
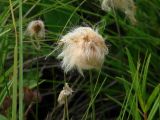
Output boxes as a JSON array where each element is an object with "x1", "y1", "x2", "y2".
[
  {"x1": 25, "y1": 20, "x2": 45, "y2": 38},
  {"x1": 57, "y1": 83, "x2": 73, "y2": 105},
  {"x1": 101, "y1": 0, "x2": 137, "y2": 25},
  {"x1": 58, "y1": 27, "x2": 108, "y2": 75}
]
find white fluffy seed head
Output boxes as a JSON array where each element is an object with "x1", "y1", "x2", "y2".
[
  {"x1": 57, "y1": 83, "x2": 73, "y2": 105},
  {"x1": 25, "y1": 20, "x2": 45, "y2": 38},
  {"x1": 101, "y1": 0, "x2": 137, "y2": 25},
  {"x1": 58, "y1": 27, "x2": 109, "y2": 75}
]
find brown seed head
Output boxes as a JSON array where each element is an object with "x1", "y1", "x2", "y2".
[{"x1": 25, "y1": 20, "x2": 45, "y2": 38}]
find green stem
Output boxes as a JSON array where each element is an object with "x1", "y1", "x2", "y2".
[
  {"x1": 31, "y1": 37, "x2": 41, "y2": 50},
  {"x1": 8, "y1": 0, "x2": 18, "y2": 120},
  {"x1": 12, "y1": 46, "x2": 18, "y2": 120},
  {"x1": 19, "y1": 0, "x2": 23, "y2": 119},
  {"x1": 81, "y1": 77, "x2": 107, "y2": 120},
  {"x1": 89, "y1": 71, "x2": 95, "y2": 120}
]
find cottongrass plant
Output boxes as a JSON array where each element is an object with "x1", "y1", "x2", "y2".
[
  {"x1": 57, "y1": 26, "x2": 108, "y2": 119},
  {"x1": 58, "y1": 26, "x2": 109, "y2": 75},
  {"x1": 25, "y1": 20, "x2": 45, "y2": 50},
  {"x1": 101, "y1": 0, "x2": 137, "y2": 25}
]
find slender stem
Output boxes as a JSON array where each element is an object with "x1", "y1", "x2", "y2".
[
  {"x1": 81, "y1": 77, "x2": 107, "y2": 120},
  {"x1": 19, "y1": 0, "x2": 24, "y2": 119},
  {"x1": 111, "y1": 1, "x2": 121, "y2": 37},
  {"x1": 93, "y1": 70, "x2": 101, "y2": 92},
  {"x1": 83, "y1": 71, "x2": 95, "y2": 120},
  {"x1": 60, "y1": 0, "x2": 86, "y2": 36},
  {"x1": 65, "y1": 97, "x2": 70, "y2": 120},
  {"x1": 31, "y1": 37, "x2": 40, "y2": 50},
  {"x1": 12, "y1": 46, "x2": 18, "y2": 120},
  {"x1": 36, "y1": 53, "x2": 39, "y2": 120},
  {"x1": 63, "y1": 97, "x2": 69, "y2": 120},
  {"x1": 63, "y1": 106, "x2": 65, "y2": 120},
  {"x1": 8, "y1": 0, "x2": 18, "y2": 120},
  {"x1": 64, "y1": 72, "x2": 66, "y2": 83},
  {"x1": 89, "y1": 71, "x2": 95, "y2": 120}
]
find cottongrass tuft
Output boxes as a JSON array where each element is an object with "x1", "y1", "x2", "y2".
[
  {"x1": 25, "y1": 20, "x2": 45, "y2": 39},
  {"x1": 58, "y1": 27, "x2": 108, "y2": 75},
  {"x1": 101, "y1": 0, "x2": 137, "y2": 25},
  {"x1": 25, "y1": 20, "x2": 45, "y2": 50},
  {"x1": 58, "y1": 83, "x2": 73, "y2": 105}
]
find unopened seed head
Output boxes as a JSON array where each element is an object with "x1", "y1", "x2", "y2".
[
  {"x1": 57, "y1": 27, "x2": 108, "y2": 75},
  {"x1": 57, "y1": 83, "x2": 73, "y2": 105},
  {"x1": 25, "y1": 20, "x2": 45, "y2": 38}
]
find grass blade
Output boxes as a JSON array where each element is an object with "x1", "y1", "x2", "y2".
[{"x1": 19, "y1": 0, "x2": 24, "y2": 119}]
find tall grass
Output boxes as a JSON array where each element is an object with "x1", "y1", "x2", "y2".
[
  {"x1": 18, "y1": 0, "x2": 23, "y2": 119},
  {"x1": 8, "y1": 0, "x2": 18, "y2": 120}
]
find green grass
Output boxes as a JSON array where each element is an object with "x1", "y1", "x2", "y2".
[
  {"x1": 18, "y1": 0, "x2": 23, "y2": 119},
  {"x1": 0, "y1": 0, "x2": 160, "y2": 120},
  {"x1": 8, "y1": 0, "x2": 18, "y2": 120}
]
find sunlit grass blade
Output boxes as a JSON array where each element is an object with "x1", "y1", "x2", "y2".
[
  {"x1": 142, "y1": 54, "x2": 151, "y2": 98},
  {"x1": 148, "y1": 94, "x2": 160, "y2": 120},
  {"x1": 145, "y1": 84, "x2": 160, "y2": 112}
]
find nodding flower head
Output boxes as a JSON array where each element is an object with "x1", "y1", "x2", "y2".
[
  {"x1": 58, "y1": 27, "x2": 109, "y2": 75},
  {"x1": 57, "y1": 83, "x2": 73, "y2": 105},
  {"x1": 101, "y1": 0, "x2": 137, "y2": 25},
  {"x1": 25, "y1": 20, "x2": 45, "y2": 38}
]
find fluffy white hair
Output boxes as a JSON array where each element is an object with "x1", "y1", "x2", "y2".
[
  {"x1": 58, "y1": 27, "x2": 108, "y2": 75},
  {"x1": 101, "y1": 0, "x2": 137, "y2": 25},
  {"x1": 25, "y1": 20, "x2": 45, "y2": 38}
]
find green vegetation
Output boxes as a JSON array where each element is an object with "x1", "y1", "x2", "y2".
[{"x1": 0, "y1": 0, "x2": 160, "y2": 120}]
